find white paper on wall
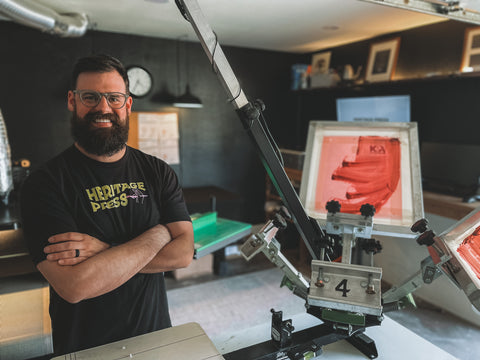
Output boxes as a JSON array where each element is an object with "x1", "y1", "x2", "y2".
[{"x1": 137, "y1": 112, "x2": 180, "y2": 164}]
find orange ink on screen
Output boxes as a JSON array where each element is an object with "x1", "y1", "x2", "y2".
[
  {"x1": 457, "y1": 226, "x2": 480, "y2": 279},
  {"x1": 315, "y1": 136, "x2": 402, "y2": 219}
]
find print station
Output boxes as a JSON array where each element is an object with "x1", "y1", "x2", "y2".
[{"x1": 2, "y1": 1, "x2": 480, "y2": 360}]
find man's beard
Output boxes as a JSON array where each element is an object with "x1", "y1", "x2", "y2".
[{"x1": 71, "y1": 111, "x2": 129, "y2": 157}]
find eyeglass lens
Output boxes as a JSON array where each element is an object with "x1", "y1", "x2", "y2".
[{"x1": 76, "y1": 90, "x2": 127, "y2": 109}]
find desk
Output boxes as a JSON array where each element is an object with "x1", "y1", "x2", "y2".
[{"x1": 52, "y1": 322, "x2": 224, "y2": 360}]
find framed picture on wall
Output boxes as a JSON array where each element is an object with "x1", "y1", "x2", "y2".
[
  {"x1": 365, "y1": 37, "x2": 401, "y2": 83},
  {"x1": 299, "y1": 121, "x2": 423, "y2": 237},
  {"x1": 461, "y1": 27, "x2": 480, "y2": 72},
  {"x1": 311, "y1": 51, "x2": 331, "y2": 74}
]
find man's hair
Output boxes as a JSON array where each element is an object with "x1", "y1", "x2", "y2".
[{"x1": 71, "y1": 54, "x2": 129, "y2": 93}]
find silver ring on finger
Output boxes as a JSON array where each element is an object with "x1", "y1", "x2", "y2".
[{"x1": 75, "y1": 249, "x2": 80, "y2": 258}]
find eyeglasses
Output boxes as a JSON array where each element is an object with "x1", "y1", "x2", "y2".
[{"x1": 73, "y1": 90, "x2": 129, "y2": 109}]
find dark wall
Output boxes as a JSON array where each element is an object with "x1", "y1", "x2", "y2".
[{"x1": 0, "y1": 22, "x2": 302, "y2": 224}]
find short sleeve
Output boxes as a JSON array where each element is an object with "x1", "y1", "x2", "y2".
[{"x1": 158, "y1": 163, "x2": 191, "y2": 224}]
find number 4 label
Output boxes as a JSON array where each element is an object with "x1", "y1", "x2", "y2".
[{"x1": 335, "y1": 279, "x2": 351, "y2": 297}]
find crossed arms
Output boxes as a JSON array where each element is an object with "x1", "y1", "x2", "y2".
[{"x1": 37, "y1": 221, "x2": 193, "y2": 304}]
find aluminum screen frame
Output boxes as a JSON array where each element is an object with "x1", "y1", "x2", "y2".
[{"x1": 299, "y1": 121, "x2": 423, "y2": 237}]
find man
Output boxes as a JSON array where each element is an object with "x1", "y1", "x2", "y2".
[{"x1": 20, "y1": 54, "x2": 194, "y2": 355}]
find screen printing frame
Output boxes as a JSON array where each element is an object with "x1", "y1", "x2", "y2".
[
  {"x1": 437, "y1": 207, "x2": 480, "y2": 306},
  {"x1": 299, "y1": 121, "x2": 423, "y2": 237}
]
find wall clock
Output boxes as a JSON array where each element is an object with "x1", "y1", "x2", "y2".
[{"x1": 127, "y1": 66, "x2": 153, "y2": 98}]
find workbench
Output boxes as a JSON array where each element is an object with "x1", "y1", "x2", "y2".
[{"x1": 423, "y1": 190, "x2": 479, "y2": 220}]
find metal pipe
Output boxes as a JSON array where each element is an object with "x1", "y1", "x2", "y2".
[{"x1": 0, "y1": 0, "x2": 88, "y2": 37}]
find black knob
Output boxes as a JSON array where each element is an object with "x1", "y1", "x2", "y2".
[
  {"x1": 416, "y1": 230, "x2": 435, "y2": 246},
  {"x1": 254, "y1": 99, "x2": 266, "y2": 111},
  {"x1": 360, "y1": 203, "x2": 376, "y2": 217},
  {"x1": 361, "y1": 238, "x2": 383, "y2": 255},
  {"x1": 326, "y1": 200, "x2": 341, "y2": 214},
  {"x1": 411, "y1": 218, "x2": 428, "y2": 233},
  {"x1": 272, "y1": 213, "x2": 287, "y2": 229}
]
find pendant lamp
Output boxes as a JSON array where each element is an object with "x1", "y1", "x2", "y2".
[{"x1": 174, "y1": 36, "x2": 203, "y2": 108}]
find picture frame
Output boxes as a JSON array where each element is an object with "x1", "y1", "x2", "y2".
[
  {"x1": 461, "y1": 27, "x2": 480, "y2": 72},
  {"x1": 311, "y1": 51, "x2": 331, "y2": 75},
  {"x1": 299, "y1": 121, "x2": 423, "y2": 237},
  {"x1": 365, "y1": 37, "x2": 401, "y2": 83}
]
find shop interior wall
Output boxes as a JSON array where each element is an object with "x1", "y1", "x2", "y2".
[
  {"x1": 0, "y1": 22, "x2": 303, "y2": 224},
  {"x1": 2, "y1": 19, "x2": 479, "y2": 224},
  {"x1": 285, "y1": 20, "x2": 480, "y2": 150}
]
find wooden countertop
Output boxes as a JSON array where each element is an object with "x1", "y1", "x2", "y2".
[{"x1": 423, "y1": 190, "x2": 480, "y2": 220}]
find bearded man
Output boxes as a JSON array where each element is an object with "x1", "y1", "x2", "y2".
[{"x1": 20, "y1": 54, "x2": 194, "y2": 356}]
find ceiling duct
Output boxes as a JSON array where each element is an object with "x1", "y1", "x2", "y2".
[{"x1": 0, "y1": 0, "x2": 88, "y2": 37}]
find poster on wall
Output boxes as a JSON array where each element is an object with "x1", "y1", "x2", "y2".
[{"x1": 136, "y1": 112, "x2": 180, "y2": 164}]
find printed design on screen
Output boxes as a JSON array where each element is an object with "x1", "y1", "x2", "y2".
[
  {"x1": 457, "y1": 226, "x2": 480, "y2": 279},
  {"x1": 315, "y1": 136, "x2": 402, "y2": 219}
]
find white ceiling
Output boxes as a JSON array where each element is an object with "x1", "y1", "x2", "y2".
[{"x1": 5, "y1": 0, "x2": 462, "y2": 53}]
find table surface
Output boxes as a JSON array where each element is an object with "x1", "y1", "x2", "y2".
[{"x1": 213, "y1": 313, "x2": 458, "y2": 360}]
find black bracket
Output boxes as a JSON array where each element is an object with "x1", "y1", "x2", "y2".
[
  {"x1": 270, "y1": 309, "x2": 294, "y2": 349},
  {"x1": 347, "y1": 331, "x2": 378, "y2": 359}
]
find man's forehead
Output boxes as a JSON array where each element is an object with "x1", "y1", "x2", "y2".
[{"x1": 76, "y1": 71, "x2": 126, "y2": 90}]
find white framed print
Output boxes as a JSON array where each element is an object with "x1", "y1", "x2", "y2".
[{"x1": 365, "y1": 37, "x2": 401, "y2": 83}]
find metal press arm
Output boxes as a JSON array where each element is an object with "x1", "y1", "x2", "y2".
[
  {"x1": 240, "y1": 215, "x2": 310, "y2": 300},
  {"x1": 175, "y1": 0, "x2": 325, "y2": 260},
  {"x1": 382, "y1": 256, "x2": 444, "y2": 307}
]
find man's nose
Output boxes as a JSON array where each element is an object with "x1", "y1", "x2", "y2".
[{"x1": 94, "y1": 95, "x2": 113, "y2": 112}]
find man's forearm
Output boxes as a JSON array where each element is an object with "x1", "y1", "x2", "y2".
[
  {"x1": 140, "y1": 233, "x2": 194, "y2": 273},
  {"x1": 38, "y1": 224, "x2": 171, "y2": 303}
]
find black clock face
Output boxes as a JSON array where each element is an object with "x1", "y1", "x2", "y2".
[{"x1": 127, "y1": 66, "x2": 153, "y2": 98}]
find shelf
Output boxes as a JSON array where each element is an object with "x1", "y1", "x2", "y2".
[{"x1": 293, "y1": 72, "x2": 480, "y2": 93}]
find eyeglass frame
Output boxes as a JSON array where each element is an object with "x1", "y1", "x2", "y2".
[{"x1": 72, "y1": 89, "x2": 130, "y2": 109}]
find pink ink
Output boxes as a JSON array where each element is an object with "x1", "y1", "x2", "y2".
[
  {"x1": 457, "y1": 226, "x2": 480, "y2": 279},
  {"x1": 315, "y1": 136, "x2": 402, "y2": 218}
]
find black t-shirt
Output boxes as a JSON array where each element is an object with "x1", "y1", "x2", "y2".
[{"x1": 20, "y1": 145, "x2": 191, "y2": 355}]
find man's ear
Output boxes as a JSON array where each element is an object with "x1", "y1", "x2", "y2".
[
  {"x1": 67, "y1": 91, "x2": 75, "y2": 112},
  {"x1": 125, "y1": 96, "x2": 133, "y2": 115}
]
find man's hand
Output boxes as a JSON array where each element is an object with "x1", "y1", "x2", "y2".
[{"x1": 44, "y1": 232, "x2": 110, "y2": 266}]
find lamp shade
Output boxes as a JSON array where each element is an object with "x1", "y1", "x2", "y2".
[{"x1": 173, "y1": 84, "x2": 203, "y2": 108}]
